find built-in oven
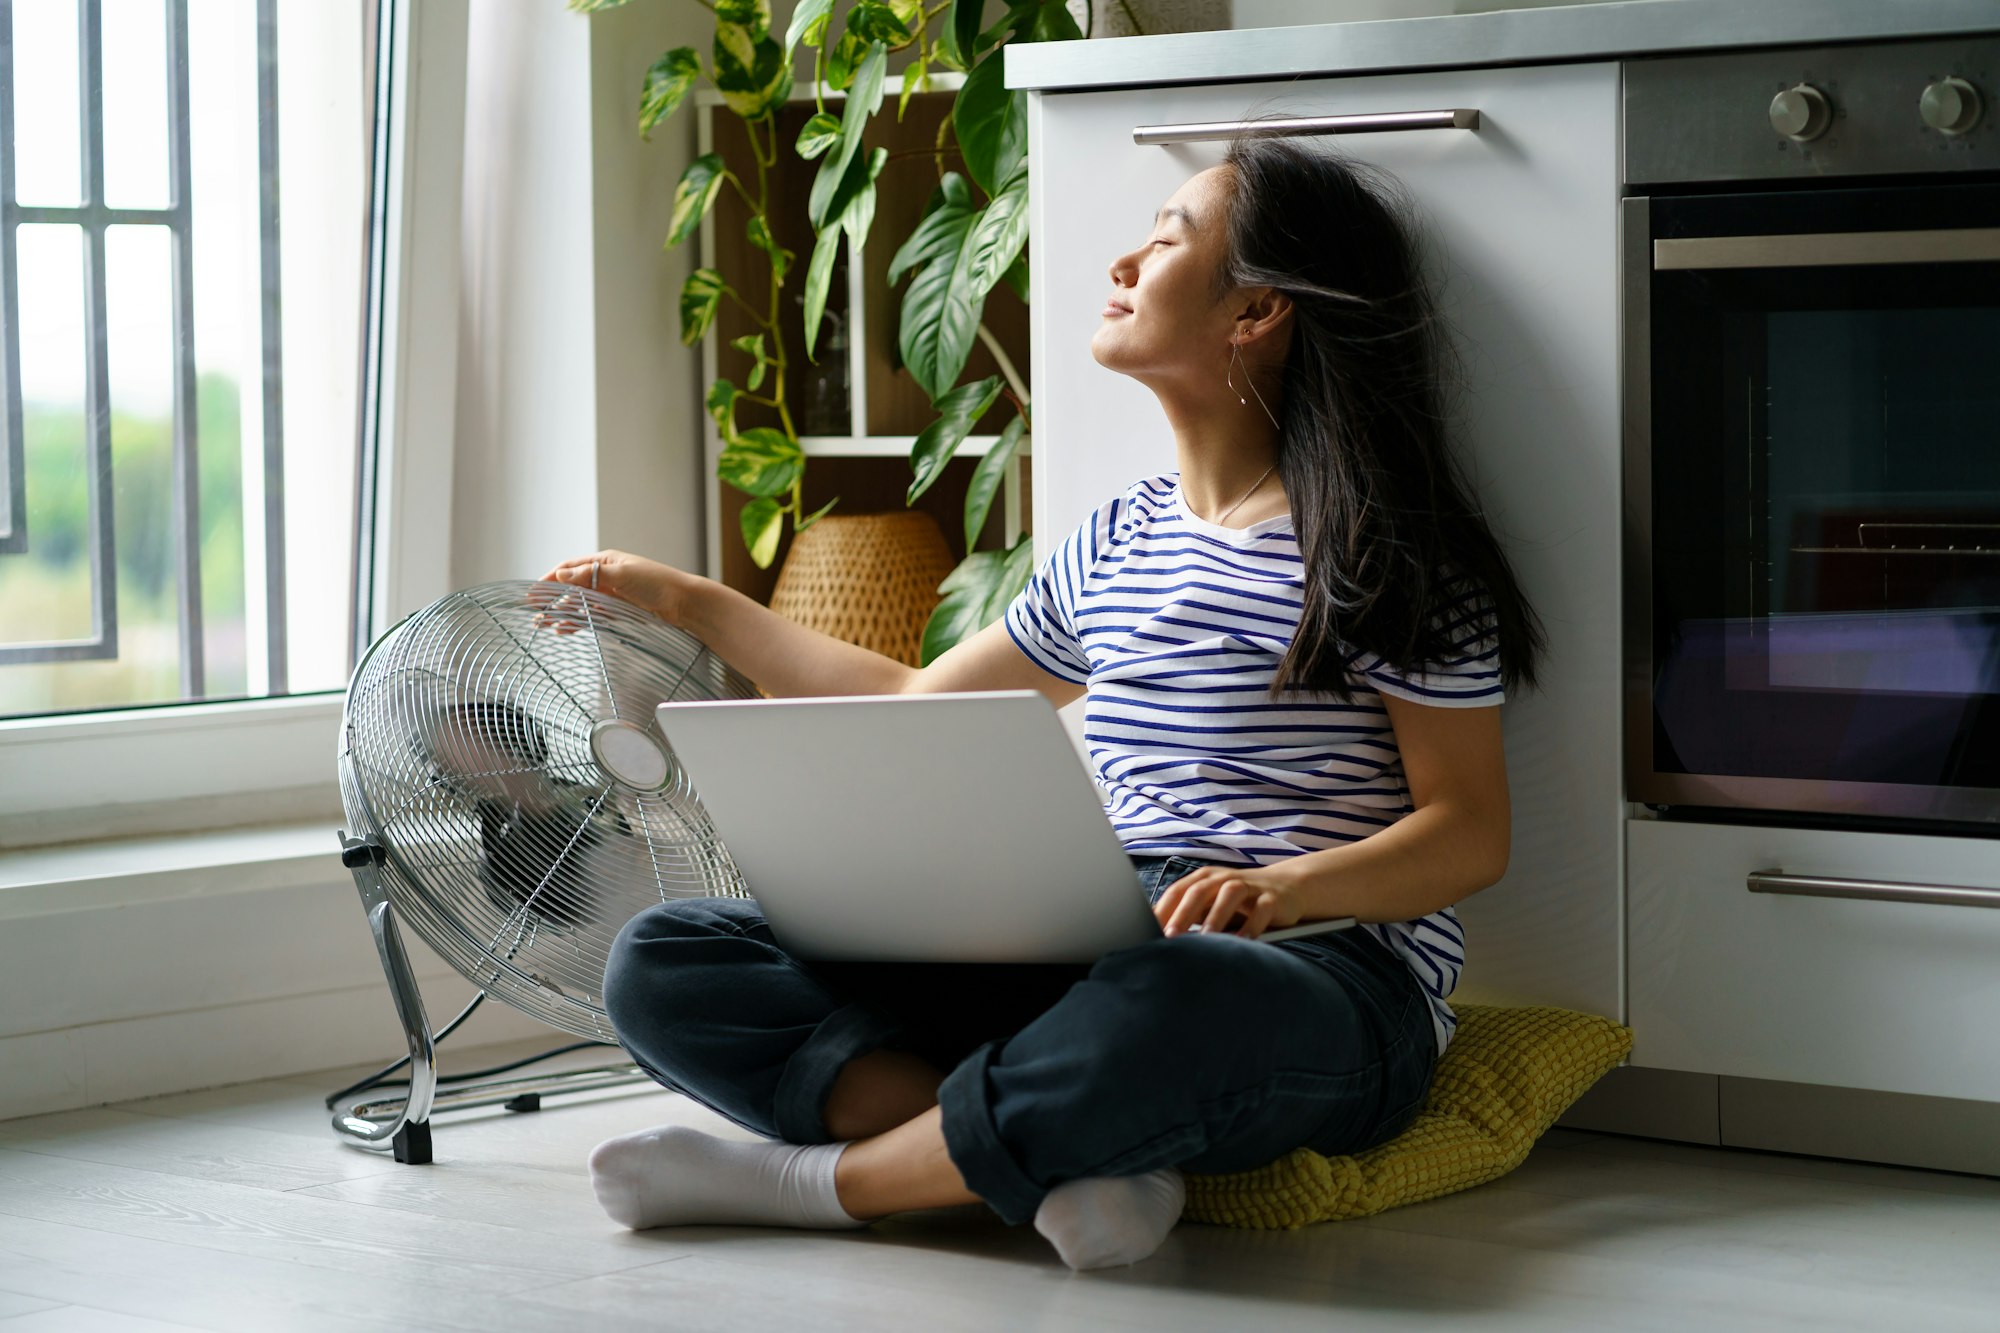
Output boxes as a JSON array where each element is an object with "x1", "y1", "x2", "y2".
[{"x1": 1625, "y1": 37, "x2": 2000, "y2": 830}]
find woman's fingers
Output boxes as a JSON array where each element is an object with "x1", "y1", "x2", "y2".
[
  {"x1": 1201, "y1": 878, "x2": 1257, "y2": 935},
  {"x1": 1162, "y1": 871, "x2": 1223, "y2": 935},
  {"x1": 1238, "y1": 896, "x2": 1277, "y2": 940}
]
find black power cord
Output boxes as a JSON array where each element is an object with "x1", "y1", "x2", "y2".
[{"x1": 321, "y1": 991, "x2": 620, "y2": 1111}]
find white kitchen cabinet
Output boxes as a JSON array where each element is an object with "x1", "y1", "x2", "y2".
[
  {"x1": 1024, "y1": 63, "x2": 1624, "y2": 1018},
  {"x1": 1629, "y1": 817, "x2": 2000, "y2": 1102}
]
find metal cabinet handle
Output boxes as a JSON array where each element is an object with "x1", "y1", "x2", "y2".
[
  {"x1": 1747, "y1": 869, "x2": 2000, "y2": 910},
  {"x1": 1655, "y1": 228, "x2": 2000, "y2": 271},
  {"x1": 1133, "y1": 109, "x2": 1479, "y2": 146}
]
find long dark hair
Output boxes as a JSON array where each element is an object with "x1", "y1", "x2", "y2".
[{"x1": 1219, "y1": 135, "x2": 1545, "y2": 700}]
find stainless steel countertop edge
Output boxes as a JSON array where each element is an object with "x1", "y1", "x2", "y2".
[{"x1": 1003, "y1": 0, "x2": 2000, "y2": 92}]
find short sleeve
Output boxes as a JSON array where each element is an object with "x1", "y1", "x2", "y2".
[
  {"x1": 1003, "y1": 524, "x2": 1094, "y2": 685},
  {"x1": 1353, "y1": 584, "x2": 1506, "y2": 707}
]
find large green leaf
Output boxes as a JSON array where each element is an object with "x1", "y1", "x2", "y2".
[
  {"x1": 897, "y1": 226, "x2": 979, "y2": 400},
  {"x1": 746, "y1": 215, "x2": 793, "y2": 284},
  {"x1": 963, "y1": 414, "x2": 1026, "y2": 548},
  {"x1": 953, "y1": 55, "x2": 1027, "y2": 197},
  {"x1": 666, "y1": 153, "x2": 726, "y2": 247},
  {"x1": 638, "y1": 47, "x2": 701, "y2": 140},
  {"x1": 713, "y1": 25, "x2": 791, "y2": 119},
  {"x1": 740, "y1": 497, "x2": 784, "y2": 569},
  {"x1": 795, "y1": 111, "x2": 842, "y2": 160},
  {"x1": 807, "y1": 43, "x2": 886, "y2": 229},
  {"x1": 887, "y1": 173, "x2": 974, "y2": 284},
  {"x1": 718, "y1": 426, "x2": 805, "y2": 498},
  {"x1": 567, "y1": 0, "x2": 636, "y2": 11},
  {"x1": 802, "y1": 224, "x2": 842, "y2": 360},
  {"x1": 947, "y1": 159, "x2": 1030, "y2": 317},
  {"x1": 919, "y1": 537, "x2": 1034, "y2": 664},
  {"x1": 908, "y1": 375, "x2": 1002, "y2": 505},
  {"x1": 679, "y1": 268, "x2": 726, "y2": 345},
  {"x1": 783, "y1": 0, "x2": 833, "y2": 55}
]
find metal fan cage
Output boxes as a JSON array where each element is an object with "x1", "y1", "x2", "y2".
[{"x1": 339, "y1": 580, "x2": 760, "y2": 1040}]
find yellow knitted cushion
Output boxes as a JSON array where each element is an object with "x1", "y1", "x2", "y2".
[{"x1": 1185, "y1": 1003, "x2": 1633, "y2": 1229}]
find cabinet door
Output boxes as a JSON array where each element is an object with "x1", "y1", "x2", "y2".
[
  {"x1": 1027, "y1": 63, "x2": 1622, "y2": 1017},
  {"x1": 1630, "y1": 818, "x2": 2000, "y2": 1102}
]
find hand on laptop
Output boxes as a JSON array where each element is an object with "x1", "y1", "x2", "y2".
[{"x1": 1155, "y1": 862, "x2": 1304, "y2": 939}]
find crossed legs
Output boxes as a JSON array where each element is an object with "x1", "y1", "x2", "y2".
[{"x1": 590, "y1": 895, "x2": 1431, "y2": 1267}]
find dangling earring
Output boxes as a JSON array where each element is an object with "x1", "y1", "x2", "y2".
[{"x1": 1227, "y1": 339, "x2": 1281, "y2": 429}]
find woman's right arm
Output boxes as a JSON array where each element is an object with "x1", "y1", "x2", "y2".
[{"x1": 536, "y1": 551, "x2": 1082, "y2": 707}]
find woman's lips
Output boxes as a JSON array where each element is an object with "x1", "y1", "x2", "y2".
[{"x1": 1102, "y1": 299, "x2": 1132, "y2": 317}]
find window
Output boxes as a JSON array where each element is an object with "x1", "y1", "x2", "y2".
[{"x1": 1, "y1": 0, "x2": 369, "y2": 719}]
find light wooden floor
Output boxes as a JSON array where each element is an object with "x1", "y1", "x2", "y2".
[{"x1": 2, "y1": 1038, "x2": 1998, "y2": 1332}]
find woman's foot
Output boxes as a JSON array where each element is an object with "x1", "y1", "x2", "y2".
[
  {"x1": 1033, "y1": 1169, "x2": 1186, "y2": 1270},
  {"x1": 587, "y1": 1125, "x2": 867, "y2": 1231}
]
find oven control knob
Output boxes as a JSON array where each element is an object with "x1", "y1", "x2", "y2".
[
  {"x1": 1920, "y1": 77, "x2": 1983, "y2": 135},
  {"x1": 1770, "y1": 84, "x2": 1833, "y2": 141}
]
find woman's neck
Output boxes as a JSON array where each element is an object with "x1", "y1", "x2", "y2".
[{"x1": 1154, "y1": 383, "x2": 1285, "y2": 526}]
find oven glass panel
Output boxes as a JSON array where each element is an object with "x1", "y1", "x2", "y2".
[{"x1": 1649, "y1": 190, "x2": 2000, "y2": 794}]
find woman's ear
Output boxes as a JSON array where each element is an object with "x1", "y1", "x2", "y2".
[{"x1": 1234, "y1": 286, "x2": 1292, "y2": 348}]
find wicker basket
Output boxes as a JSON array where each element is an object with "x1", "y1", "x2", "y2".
[{"x1": 768, "y1": 511, "x2": 959, "y2": 667}]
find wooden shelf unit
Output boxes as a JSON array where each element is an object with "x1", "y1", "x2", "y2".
[{"x1": 696, "y1": 76, "x2": 1032, "y2": 605}]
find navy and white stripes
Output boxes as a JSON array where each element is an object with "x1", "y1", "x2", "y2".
[{"x1": 1004, "y1": 474, "x2": 1505, "y2": 1055}]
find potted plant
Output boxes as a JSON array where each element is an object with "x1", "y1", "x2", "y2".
[{"x1": 571, "y1": 0, "x2": 1087, "y2": 660}]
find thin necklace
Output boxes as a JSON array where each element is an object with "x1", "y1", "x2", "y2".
[{"x1": 1209, "y1": 464, "x2": 1275, "y2": 527}]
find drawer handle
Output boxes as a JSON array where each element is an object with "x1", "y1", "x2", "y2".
[
  {"x1": 1747, "y1": 869, "x2": 2000, "y2": 910},
  {"x1": 1132, "y1": 109, "x2": 1479, "y2": 146},
  {"x1": 1654, "y1": 228, "x2": 2000, "y2": 271}
]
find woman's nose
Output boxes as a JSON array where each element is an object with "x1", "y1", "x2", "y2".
[{"x1": 1108, "y1": 251, "x2": 1137, "y2": 286}]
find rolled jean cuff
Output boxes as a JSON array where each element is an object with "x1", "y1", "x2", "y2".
[
  {"x1": 936, "y1": 1040, "x2": 1044, "y2": 1225},
  {"x1": 772, "y1": 1002, "x2": 904, "y2": 1144}
]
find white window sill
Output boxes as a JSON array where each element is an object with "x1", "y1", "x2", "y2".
[{"x1": 0, "y1": 820, "x2": 350, "y2": 923}]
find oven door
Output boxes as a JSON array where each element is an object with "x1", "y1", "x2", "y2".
[{"x1": 1628, "y1": 182, "x2": 2000, "y2": 827}]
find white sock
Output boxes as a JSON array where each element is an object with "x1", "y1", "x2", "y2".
[
  {"x1": 587, "y1": 1124, "x2": 866, "y2": 1231},
  {"x1": 1033, "y1": 1169, "x2": 1186, "y2": 1270}
]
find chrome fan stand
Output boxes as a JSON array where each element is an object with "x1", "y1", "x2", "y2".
[{"x1": 330, "y1": 831, "x2": 653, "y2": 1163}]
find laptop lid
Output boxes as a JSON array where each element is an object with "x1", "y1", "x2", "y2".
[{"x1": 653, "y1": 690, "x2": 1159, "y2": 963}]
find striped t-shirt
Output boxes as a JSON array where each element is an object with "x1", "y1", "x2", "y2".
[{"x1": 1003, "y1": 473, "x2": 1505, "y2": 1055}]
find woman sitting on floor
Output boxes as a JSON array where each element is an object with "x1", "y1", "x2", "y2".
[{"x1": 538, "y1": 134, "x2": 1544, "y2": 1271}]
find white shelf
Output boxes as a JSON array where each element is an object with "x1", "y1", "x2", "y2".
[{"x1": 797, "y1": 434, "x2": 1030, "y2": 459}]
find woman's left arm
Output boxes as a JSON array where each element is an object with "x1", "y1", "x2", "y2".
[{"x1": 1157, "y1": 698, "x2": 1511, "y2": 936}]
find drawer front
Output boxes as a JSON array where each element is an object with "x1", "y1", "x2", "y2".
[
  {"x1": 1027, "y1": 63, "x2": 1624, "y2": 1019},
  {"x1": 1629, "y1": 818, "x2": 2000, "y2": 1102}
]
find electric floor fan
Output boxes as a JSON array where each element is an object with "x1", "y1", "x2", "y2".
[{"x1": 331, "y1": 579, "x2": 758, "y2": 1161}]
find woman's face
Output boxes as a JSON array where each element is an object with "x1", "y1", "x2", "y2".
[{"x1": 1091, "y1": 166, "x2": 1242, "y2": 387}]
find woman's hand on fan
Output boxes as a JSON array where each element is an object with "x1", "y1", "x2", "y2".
[{"x1": 530, "y1": 550, "x2": 687, "y2": 633}]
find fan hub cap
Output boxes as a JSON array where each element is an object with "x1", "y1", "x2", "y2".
[{"x1": 590, "y1": 719, "x2": 674, "y2": 792}]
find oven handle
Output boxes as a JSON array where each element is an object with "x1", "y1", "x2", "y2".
[
  {"x1": 1133, "y1": 109, "x2": 1479, "y2": 145},
  {"x1": 1656, "y1": 227, "x2": 2000, "y2": 271},
  {"x1": 1747, "y1": 869, "x2": 2000, "y2": 910}
]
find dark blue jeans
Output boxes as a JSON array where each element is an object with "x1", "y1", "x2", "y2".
[{"x1": 600, "y1": 854, "x2": 1437, "y2": 1225}]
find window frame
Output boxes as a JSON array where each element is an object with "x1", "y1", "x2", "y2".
[{"x1": 0, "y1": 0, "x2": 467, "y2": 843}]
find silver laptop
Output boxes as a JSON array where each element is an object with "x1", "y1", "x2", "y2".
[{"x1": 653, "y1": 690, "x2": 1160, "y2": 963}]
